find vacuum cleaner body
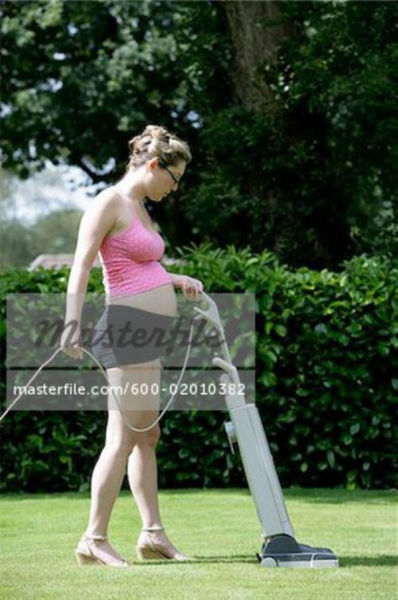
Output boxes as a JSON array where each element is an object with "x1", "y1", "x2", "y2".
[{"x1": 195, "y1": 294, "x2": 339, "y2": 569}]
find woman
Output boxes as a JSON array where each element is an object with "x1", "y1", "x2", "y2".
[{"x1": 61, "y1": 125, "x2": 204, "y2": 566}]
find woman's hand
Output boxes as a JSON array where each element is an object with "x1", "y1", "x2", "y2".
[
  {"x1": 174, "y1": 275, "x2": 204, "y2": 300},
  {"x1": 59, "y1": 325, "x2": 83, "y2": 360}
]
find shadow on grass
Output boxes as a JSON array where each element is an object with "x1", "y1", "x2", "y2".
[
  {"x1": 131, "y1": 554, "x2": 398, "y2": 568},
  {"x1": 2, "y1": 488, "x2": 396, "y2": 507},
  {"x1": 285, "y1": 488, "x2": 398, "y2": 505},
  {"x1": 132, "y1": 554, "x2": 257, "y2": 566},
  {"x1": 340, "y1": 555, "x2": 398, "y2": 567}
]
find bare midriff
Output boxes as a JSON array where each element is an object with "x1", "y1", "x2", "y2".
[{"x1": 105, "y1": 283, "x2": 178, "y2": 318}]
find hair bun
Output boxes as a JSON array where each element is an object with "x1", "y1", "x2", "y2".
[
  {"x1": 143, "y1": 125, "x2": 169, "y2": 141},
  {"x1": 126, "y1": 124, "x2": 192, "y2": 171}
]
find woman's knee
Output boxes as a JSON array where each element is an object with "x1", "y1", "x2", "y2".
[
  {"x1": 104, "y1": 431, "x2": 137, "y2": 455},
  {"x1": 135, "y1": 423, "x2": 161, "y2": 448},
  {"x1": 104, "y1": 421, "x2": 160, "y2": 453}
]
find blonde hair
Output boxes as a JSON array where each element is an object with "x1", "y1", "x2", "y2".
[{"x1": 126, "y1": 125, "x2": 192, "y2": 171}]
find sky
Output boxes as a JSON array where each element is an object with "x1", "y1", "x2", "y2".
[{"x1": 3, "y1": 161, "x2": 102, "y2": 225}]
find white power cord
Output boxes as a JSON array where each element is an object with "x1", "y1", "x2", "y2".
[{"x1": 0, "y1": 316, "x2": 200, "y2": 433}]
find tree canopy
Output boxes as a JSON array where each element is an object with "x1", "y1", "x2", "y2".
[{"x1": 1, "y1": 0, "x2": 397, "y2": 268}]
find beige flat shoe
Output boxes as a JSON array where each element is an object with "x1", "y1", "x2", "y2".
[
  {"x1": 75, "y1": 533, "x2": 129, "y2": 567},
  {"x1": 135, "y1": 527, "x2": 190, "y2": 561}
]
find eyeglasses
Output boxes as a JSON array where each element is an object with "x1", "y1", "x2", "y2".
[{"x1": 158, "y1": 158, "x2": 182, "y2": 186}]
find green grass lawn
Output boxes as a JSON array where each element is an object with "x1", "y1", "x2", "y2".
[{"x1": 0, "y1": 488, "x2": 396, "y2": 600}]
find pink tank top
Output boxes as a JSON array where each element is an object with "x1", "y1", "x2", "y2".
[{"x1": 98, "y1": 204, "x2": 173, "y2": 300}]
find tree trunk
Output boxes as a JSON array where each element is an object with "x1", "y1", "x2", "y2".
[
  {"x1": 221, "y1": 0, "x2": 288, "y2": 112},
  {"x1": 220, "y1": 1, "x2": 292, "y2": 256}
]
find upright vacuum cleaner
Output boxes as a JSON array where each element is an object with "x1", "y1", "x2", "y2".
[{"x1": 194, "y1": 292, "x2": 339, "y2": 568}]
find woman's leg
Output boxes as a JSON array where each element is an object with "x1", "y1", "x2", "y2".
[
  {"x1": 85, "y1": 409, "x2": 135, "y2": 538},
  {"x1": 81, "y1": 373, "x2": 137, "y2": 563},
  {"x1": 127, "y1": 420, "x2": 162, "y2": 529},
  {"x1": 83, "y1": 358, "x2": 184, "y2": 558},
  {"x1": 118, "y1": 360, "x2": 186, "y2": 557},
  {"x1": 104, "y1": 359, "x2": 163, "y2": 528}
]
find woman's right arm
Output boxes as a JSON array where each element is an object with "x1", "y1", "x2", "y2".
[{"x1": 60, "y1": 191, "x2": 118, "y2": 359}]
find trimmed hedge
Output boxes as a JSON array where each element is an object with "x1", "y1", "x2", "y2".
[{"x1": 0, "y1": 245, "x2": 397, "y2": 492}]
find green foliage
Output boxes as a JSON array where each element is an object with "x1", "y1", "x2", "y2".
[
  {"x1": 187, "y1": 2, "x2": 398, "y2": 267},
  {"x1": 273, "y1": 1, "x2": 398, "y2": 263},
  {"x1": 1, "y1": 0, "x2": 191, "y2": 178},
  {"x1": 2, "y1": 1, "x2": 397, "y2": 268},
  {"x1": 0, "y1": 246, "x2": 396, "y2": 492}
]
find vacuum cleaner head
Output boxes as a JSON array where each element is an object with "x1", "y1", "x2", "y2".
[{"x1": 258, "y1": 534, "x2": 339, "y2": 568}]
